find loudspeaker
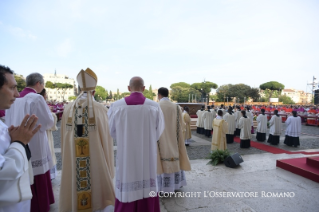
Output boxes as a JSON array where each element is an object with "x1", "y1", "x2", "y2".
[
  {"x1": 315, "y1": 89, "x2": 319, "y2": 105},
  {"x1": 224, "y1": 153, "x2": 244, "y2": 168}
]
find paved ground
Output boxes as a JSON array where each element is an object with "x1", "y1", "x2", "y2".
[{"x1": 50, "y1": 121, "x2": 319, "y2": 211}]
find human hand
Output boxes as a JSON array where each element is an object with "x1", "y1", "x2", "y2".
[{"x1": 9, "y1": 114, "x2": 42, "y2": 145}]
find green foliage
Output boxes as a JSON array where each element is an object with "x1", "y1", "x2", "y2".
[
  {"x1": 45, "y1": 81, "x2": 55, "y2": 89},
  {"x1": 68, "y1": 96, "x2": 77, "y2": 101},
  {"x1": 216, "y1": 84, "x2": 260, "y2": 103},
  {"x1": 94, "y1": 85, "x2": 108, "y2": 100},
  {"x1": 14, "y1": 74, "x2": 26, "y2": 92},
  {"x1": 248, "y1": 88, "x2": 260, "y2": 102},
  {"x1": 109, "y1": 91, "x2": 113, "y2": 100},
  {"x1": 121, "y1": 92, "x2": 130, "y2": 97},
  {"x1": 279, "y1": 95, "x2": 295, "y2": 104},
  {"x1": 45, "y1": 81, "x2": 73, "y2": 89},
  {"x1": 190, "y1": 81, "x2": 218, "y2": 101},
  {"x1": 170, "y1": 82, "x2": 202, "y2": 102},
  {"x1": 209, "y1": 94, "x2": 218, "y2": 102},
  {"x1": 259, "y1": 81, "x2": 285, "y2": 91},
  {"x1": 260, "y1": 97, "x2": 267, "y2": 102},
  {"x1": 216, "y1": 84, "x2": 233, "y2": 102},
  {"x1": 259, "y1": 81, "x2": 284, "y2": 99},
  {"x1": 206, "y1": 149, "x2": 231, "y2": 166},
  {"x1": 191, "y1": 81, "x2": 218, "y2": 94},
  {"x1": 143, "y1": 85, "x2": 156, "y2": 100}
]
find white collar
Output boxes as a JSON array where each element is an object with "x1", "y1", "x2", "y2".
[{"x1": 160, "y1": 97, "x2": 170, "y2": 102}]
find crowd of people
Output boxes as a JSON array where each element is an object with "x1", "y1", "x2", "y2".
[
  {"x1": 1, "y1": 64, "x2": 317, "y2": 211},
  {"x1": 0, "y1": 65, "x2": 192, "y2": 212},
  {"x1": 194, "y1": 103, "x2": 315, "y2": 151}
]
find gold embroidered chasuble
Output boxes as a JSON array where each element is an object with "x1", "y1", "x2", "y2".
[
  {"x1": 157, "y1": 100, "x2": 191, "y2": 174},
  {"x1": 59, "y1": 101, "x2": 115, "y2": 212},
  {"x1": 211, "y1": 119, "x2": 228, "y2": 151}
]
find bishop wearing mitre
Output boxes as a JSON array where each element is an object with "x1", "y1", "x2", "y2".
[{"x1": 59, "y1": 68, "x2": 115, "y2": 212}]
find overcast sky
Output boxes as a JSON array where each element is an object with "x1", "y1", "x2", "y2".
[{"x1": 1, "y1": 0, "x2": 318, "y2": 94}]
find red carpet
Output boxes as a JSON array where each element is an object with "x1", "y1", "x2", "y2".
[
  {"x1": 276, "y1": 157, "x2": 319, "y2": 183},
  {"x1": 233, "y1": 136, "x2": 319, "y2": 155}
]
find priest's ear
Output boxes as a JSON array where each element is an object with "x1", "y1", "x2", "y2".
[{"x1": 92, "y1": 90, "x2": 95, "y2": 96}]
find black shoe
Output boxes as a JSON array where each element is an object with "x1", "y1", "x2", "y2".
[{"x1": 185, "y1": 144, "x2": 189, "y2": 146}]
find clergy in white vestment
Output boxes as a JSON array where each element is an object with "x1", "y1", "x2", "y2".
[
  {"x1": 284, "y1": 111, "x2": 301, "y2": 147},
  {"x1": 256, "y1": 109, "x2": 268, "y2": 142},
  {"x1": 246, "y1": 106, "x2": 254, "y2": 134},
  {"x1": 234, "y1": 106, "x2": 242, "y2": 136},
  {"x1": 239, "y1": 110, "x2": 251, "y2": 148},
  {"x1": 267, "y1": 110, "x2": 282, "y2": 145},
  {"x1": 108, "y1": 77, "x2": 164, "y2": 212},
  {"x1": 38, "y1": 88, "x2": 58, "y2": 180},
  {"x1": 157, "y1": 87, "x2": 191, "y2": 193},
  {"x1": 183, "y1": 106, "x2": 192, "y2": 146},
  {"x1": 211, "y1": 110, "x2": 228, "y2": 151},
  {"x1": 219, "y1": 104, "x2": 225, "y2": 116},
  {"x1": 0, "y1": 65, "x2": 41, "y2": 212},
  {"x1": 5, "y1": 73, "x2": 55, "y2": 212},
  {"x1": 202, "y1": 106, "x2": 215, "y2": 137},
  {"x1": 196, "y1": 106, "x2": 205, "y2": 134},
  {"x1": 59, "y1": 68, "x2": 115, "y2": 212},
  {"x1": 223, "y1": 107, "x2": 236, "y2": 144}
]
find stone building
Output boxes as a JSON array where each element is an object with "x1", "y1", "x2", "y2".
[
  {"x1": 43, "y1": 71, "x2": 77, "y2": 102},
  {"x1": 282, "y1": 88, "x2": 312, "y2": 104}
]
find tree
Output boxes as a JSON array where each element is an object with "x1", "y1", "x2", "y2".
[
  {"x1": 121, "y1": 92, "x2": 130, "y2": 97},
  {"x1": 170, "y1": 82, "x2": 201, "y2": 102},
  {"x1": 259, "y1": 81, "x2": 285, "y2": 99},
  {"x1": 190, "y1": 81, "x2": 218, "y2": 102},
  {"x1": 45, "y1": 81, "x2": 55, "y2": 89},
  {"x1": 14, "y1": 74, "x2": 26, "y2": 92},
  {"x1": 216, "y1": 84, "x2": 260, "y2": 103},
  {"x1": 109, "y1": 91, "x2": 113, "y2": 100},
  {"x1": 216, "y1": 84, "x2": 233, "y2": 102},
  {"x1": 94, "y1": 85, "x2": 108, "y2": 101},
  {"x1": 143, "y1": 85, "x2": 156, "y2": 100},
  {"x1": 247, "y1": 88, "x2": 260, "y2": 102},
  {"x1": 279, "y1": 95, "x2": 295, "y2": 104}
]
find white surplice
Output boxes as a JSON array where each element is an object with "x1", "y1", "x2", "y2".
[
  {"x1": 0, "y1": 120, "x2": 32, "y2": 212},
  {"x1": 239, "y1": 117, "x2": 252, "y2": 140},
  {"x1": 223, "y1": 113, "x2": 236, "y2": 135},
  {"x1": 202, "y1": 111, "x2": 215, "y2": 130},
  {"x1": 256, "y1": 114, "x2": 267, "y2": 133},
  {"x1": 269, "y1": 115, "x2": 282, "y2": 136},
  {"x1": 196, "y1": 110, "x2": 205, "y2": 128},
  {"x1": 234, "y1": 111, "x2": 242, "y2": 128},
  {"x1": 285, "y1": 116, "x2": 301, "y2": 137},
  {"x1": 246, "y1": 111, "x2": 254, "y2": 127},
  {"x1": 5, "y1": 93, "x2": 54, "y2": 176},
  {"x1": 107, "y1": 99, "x2": 165, "y2": 203}
]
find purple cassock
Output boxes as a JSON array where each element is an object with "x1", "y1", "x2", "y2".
[
  {"x1": 114, "y1": 92, "x2": 160, "y2": 212},
  {"x1": 0, "y1": 110, "x2": 5, "y2": 118},
  {"x1": 19, "y1": 87, "x2": 55, "y2": 212}
]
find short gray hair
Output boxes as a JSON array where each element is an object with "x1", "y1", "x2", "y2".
[{"x1": 26, "y1": 73, "x2": 44, "y2": 86}]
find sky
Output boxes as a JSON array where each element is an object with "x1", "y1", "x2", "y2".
[{"x1": 1, "y1": 0, "x2": 319, "y2": 94}]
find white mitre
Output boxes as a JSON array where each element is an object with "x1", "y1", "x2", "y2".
[{"x1": 67, "y1": 68, "x2": 97, "y2": 131}]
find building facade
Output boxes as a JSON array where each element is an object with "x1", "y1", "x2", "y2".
[
  {"x1": 43, "y1": 72, "x2": 77, "y2": 102},
  {"x1": 282, "y1": 89, "x2": 312, "y2": 104}
]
